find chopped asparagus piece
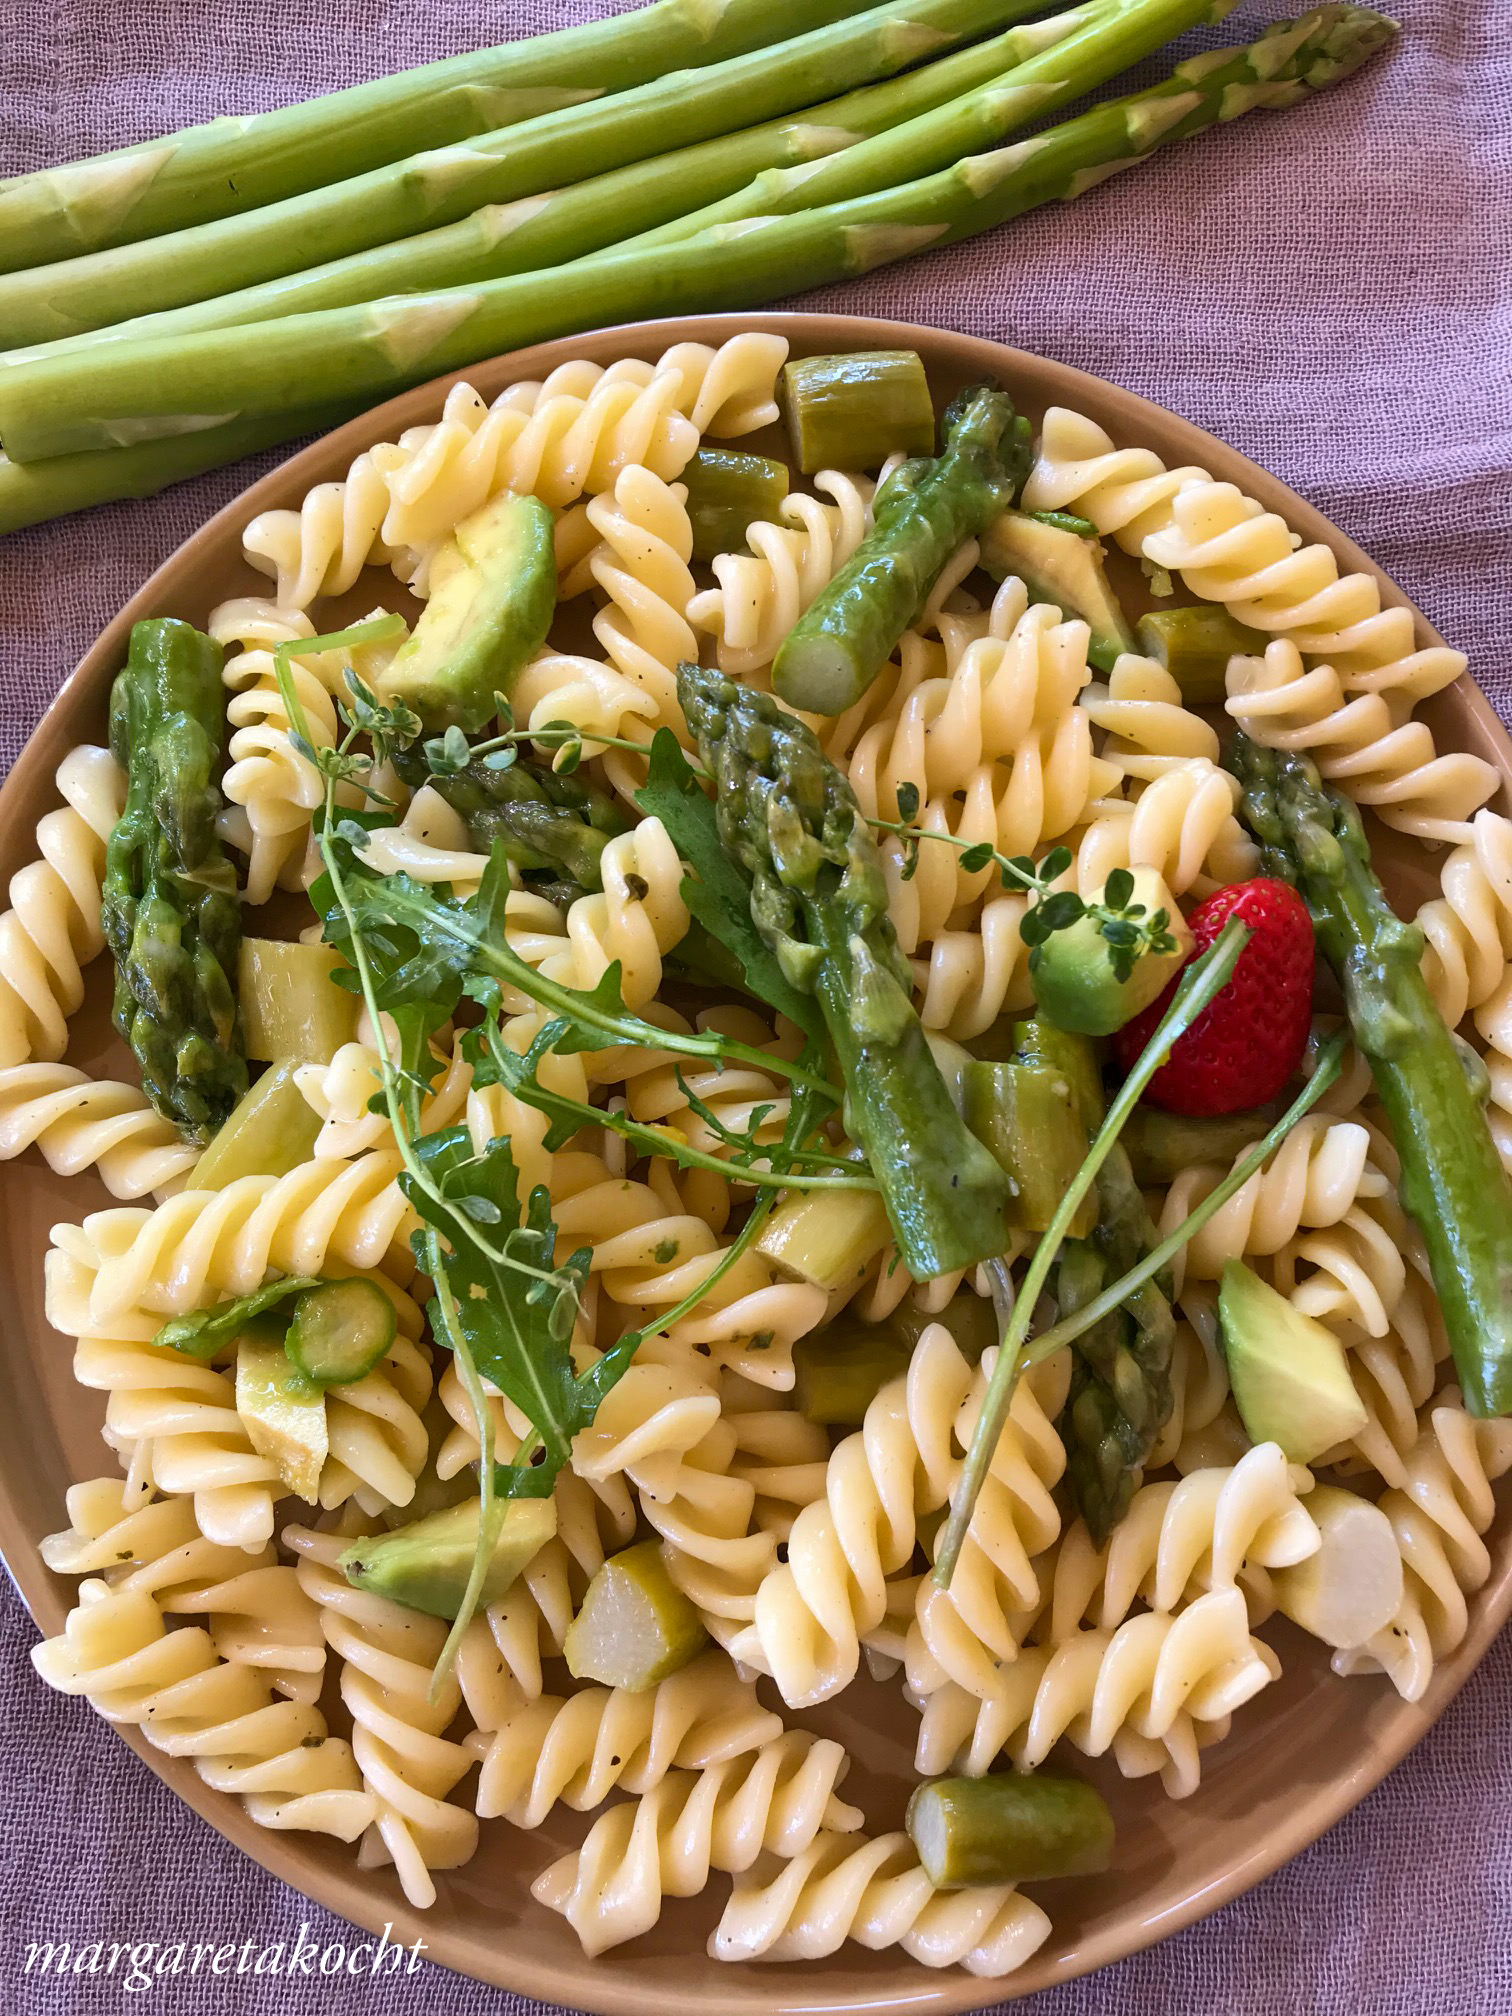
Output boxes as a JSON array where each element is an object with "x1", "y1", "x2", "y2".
[
  {"x1": 395, "y1": 737, "x2": 627, "y2": 892},
  {"x1": 1267, "y1": 1485, "x2": 1404, "y2": 1649},
  {"x1": 1123, "y1": 1103, "x2": 1279, "y2": 1186},
  {"x1": 191, "y1": 1058, "x2": 323, "y2": 1188},
  {"x1": 564, "y1": 1540, "x2": 708, "y2": 1690},
  {"x1": 963, "y1": 1060, "x2": 1097, "y2": 1237},
  {"x1": 285, "y1": 1278, "x2": 397, "y2": 1387},
  {"x1": 793, "y1": 1323, "x2": 913, "y2": 1426},
  {"x1": 907, "y1": 1773, "x2": 1114, "y2": 1886},
  {"x1": 1010, "y1": 1016, "x2": 1105, "y2": 1135},
  {"x1": 238, "y1": 939, "x2": 359, "y2": 1065},
  {"x1": 1231, "y1": 735, "x2": 1512, "y2": 1416},
  {"x1": 773, "y1": 383, "x2": 1030, "y2": 713},
  {"x1": 779, "y1": 351, "x2": 936, "y2": 474},
  {"x1": 1136, "y1": 605, "x2": 1267, "y2": 705},
  {"x1": 681, "y1": 447, "x2": 791, "y2": 562},
  {"x1": 755, "y1": 1184, "x2": 892, "y2": 1295}
]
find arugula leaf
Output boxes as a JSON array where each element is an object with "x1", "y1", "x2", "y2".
[
  {"x1": 635, "y1": 729, "x2": 825, "y2": 1047},
  {"x1": 154, "y1": 1275, "x2": 320, "y2": 1359},
  {"x1": 403, "y1": 1127, "x2": 604, "y2": 1488}
]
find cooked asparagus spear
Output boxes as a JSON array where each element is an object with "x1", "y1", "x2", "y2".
[
  {"x1": 4, "y1": 1, "x2": 1100, "y2": 353},
  {"x1": 1230, "y1": 735, "x2": 1512, "y2": 1417},
  {"x1": 908, "y1": 1773, "x2": 1114, "y2": 1885},
  {"x1": 1135, "y1": 606, "x2": 1266, "y2": 704},
  {"x1": 0, "y1": 0, "x2": 1039, "y2": 342},
  {"x1": 1060, "y1": 1142, "x2": 1177, "y2": 1541},
  {"x1": 774, "y1": 384, "x2": 1031, "y2": 712},
  {"x1": 395, "y1": 741, "x2": 627, "y2": 893},
  {"x1": 0, "y1": 0, "x2": 895, "y2": 270},
  {"x1": 680, "y1": 448, "x2": 792, "y2": 561},
  {"x1": 780, "y1": 351, "x2": 937, "y2": 472},
  {"x1": 103, "y1": 618, "x2": 246, "y2": 1141},
  {"x1": 678, "y1": 662, "x2": 1014, "y2": 1278},
  {"x1": 0, "y1": 8, "x2": 1398, "y2": 469}
]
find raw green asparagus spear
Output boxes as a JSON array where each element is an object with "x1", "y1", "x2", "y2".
[
  {"x1": 0, "y1": 8, "x2": 1399, "y2": 469},
  {"x1": 678, "y1": 662, "x2": 1013, "y2": 1278},
  {"x1": 780, "y1": 350, "x2": 937, "y2": 473},
  {"x1": 0, "y1": 407, "x2": 359, "y2": 538},
  {"x1": 10, "y1": 2, "x2": 1107, "y2": 357},
  {"x1": 680, "y1": 448, "x2": 791, "y2": 562},
  {"x1": 1136, "y1": 606, "x2": 1267, "y2": 704},
  {"x1": 627, "y1": 0, "x2": 1234, "y2": 255},
  {"x1": 1230, "y1": 735, "x2": 1512, "y2": 1417},
  {"x1": 0, "y1": 0, "x2": 1042, "y2": 343},
  {"x1": 1061, "y1": 1141, "x2": 1177, "y2": 1541},
  {"x1": 774, "y1": 384, "x2": 1031, "y2": 712},
  {"x1": 394, "y1": 741, "x2": 627, "y2": 891},
  {"x1": 0, "y1": 0, "x2": 896, "y2": 272},
  {"x1": 103, "y1": 618, "x2": 247, "y2": 1141},
  {"x1": 907, "y1": 1773, "x2": 1114, "y2": 1885}
]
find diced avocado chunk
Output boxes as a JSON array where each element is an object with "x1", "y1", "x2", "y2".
[
  {"x1": 285, "y1": 1278, "x2": 396, "y2": 1387},
  {"x1": 193, "y1": 1057, "x2": 324, "y2": 1188},
  {"x1": 236, "y1": 1333, "x2": 327, "y2": 1502},
  {"x1": 980, "y1": 510, "x2": 1135, "y2": 671},
  {"x1": 1124, "y1": 1103, "x2": 1279, "y2": 1185},
  {"x1": 1030, "y1": 868, "x2": 1193, "y2": 1037},
  {"x1": 564, "y1": 1539, "x2": 708, "y2": 1690},
  {"x1": 341, "y1": 1494, "x2": 557, "y2": 1621},
  {"x1": 238, "y1": 940, "x2": 359, "y2": 1066},
  {"x1": 377, "y1": 490, "x2": 556, "y2": 731},
  {"x1": 1219, "y1": 1260, "x2": 1369, "y2": 1464}
]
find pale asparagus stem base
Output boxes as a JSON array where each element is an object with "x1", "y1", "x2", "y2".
[
  {"x1": 0, "y1": 0, "x2": 1047, "y2": 344},
  {"x1": 0, "y1": 7, "x2": 1395, "y2": 467},
  {"x1": 11, "y1": 1, "x2": 1112, "y2": 356},
  {"x1": 0, "y1": 0, "x2": 894, "y2": 273}
]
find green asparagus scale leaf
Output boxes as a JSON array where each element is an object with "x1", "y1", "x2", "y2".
[
  {"x1": 153, "y1": 1275, "x2": 321, "y2": 1360},
  {"x1": 677, "y1": 661, "x2": 1014, "y2": 1278},
  {"x1": 1230, "y1": 735, "x2": 1512, "y2": 1417},
  {"x1": 102, "y1": 617, "x2": 248, "y2": 1140}
]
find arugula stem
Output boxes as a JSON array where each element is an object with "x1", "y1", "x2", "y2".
[
  {"x1": 932, "y1": 914, "x2": 1250, "y2": 1584},
  {"x1": 1016, "y1": 1033, "x2": 1346, "y2": 1372}
]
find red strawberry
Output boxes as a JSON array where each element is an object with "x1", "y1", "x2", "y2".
[{"x1": 1113, "y1": 878, "x2": 1315, "y2": 1115}]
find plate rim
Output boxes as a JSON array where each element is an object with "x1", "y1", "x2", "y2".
[{"x1": 3, "y1": 307, "x2": 1508, "y2": 2014}]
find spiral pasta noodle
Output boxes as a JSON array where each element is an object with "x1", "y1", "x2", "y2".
[
  {"x1": 33, "y1": 1578, "x2": 372, "y2": 1839},
  {"x1": 0, "y1": 743, "x2": 124, "y2": 1068},
  {"x1": 710, "y1": 1829, "x2": 1051, "y2": 1975},
  {"x1": 1225, "y1": 640, "x2": 1496, "y2": 846},
  {"x1": 467, "y1": 1649, "x2": 781, "y2": 1827},
  {"x1": 1026, "y1": 406, "x2": 1469, "y2": 713},
  {"x1": 41, "y1": 1477, "x2": 327, "y2": 1700},
  {"x1": 1066, "y1": 759, "x2": 1259, "y2": 902},
  {"x1": 531, "y1": 1733, "x2": 863, "y2": 1955},
  {"x1": 1332, "y1": 1394, "x2": 1512, "y2": 1702},
  {"x1": 0, "y1": 1062, "x2": 200, "y2": 1199},
  {"x1": 285, "y1": 1519, "x2": 478, "y2": 1909}
]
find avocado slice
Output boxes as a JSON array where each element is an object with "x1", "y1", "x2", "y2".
[
  {"x1": 564, "y1": 1539, "x2": 708, "y2": 1690},
  {"x1": 1219, "y1": 1260, "x2": 1369, "y2": 1465},
  {"x1": 980, "y1": 510, "x2": 1136, "y2": 670},
  {"x1": 1030, "y1": 867, "x2": 1193, "y2": 1037},
  {"x1": 236, "y1": 1333, "x2": 327, "y2": 1502},
  {"x1": 340, "y1": 1494, "x2": 557, "y2": 1621},
  {"x1": 377, "y1": 490, "x2": 557, "y2": 732}
]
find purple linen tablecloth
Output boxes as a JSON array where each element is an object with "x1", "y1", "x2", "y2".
[{"x1": 2, "y1": 1, "x2": 1508, "y2": 2009}]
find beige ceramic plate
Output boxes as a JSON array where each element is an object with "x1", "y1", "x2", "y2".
[{"x1": 2, "y1": 313, "x2": 1509, "y2": 2011}]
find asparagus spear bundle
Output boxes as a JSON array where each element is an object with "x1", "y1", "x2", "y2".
[
  {"x1": 0, "y1": 0, "x2": 1040, "y2": 344},
  {"x1": 103, "y1": 618, "x2": 247, "y2": 1140},
  {"x1": 0, "y1": 6, "x2": 1398, "y2": 471},
  {"x1": 0, "y1": 0, "x2": 892, "y2": 270},
  {"x1": 4, "y1": 0, "x2": 1196, "y2": 353},
  {"x1": 677, "y1": 660, "x2": 1014, "y2": 1278},
  {"x1": 1230, "y1": 735, "x2": 1512, "y2": 1418}
]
